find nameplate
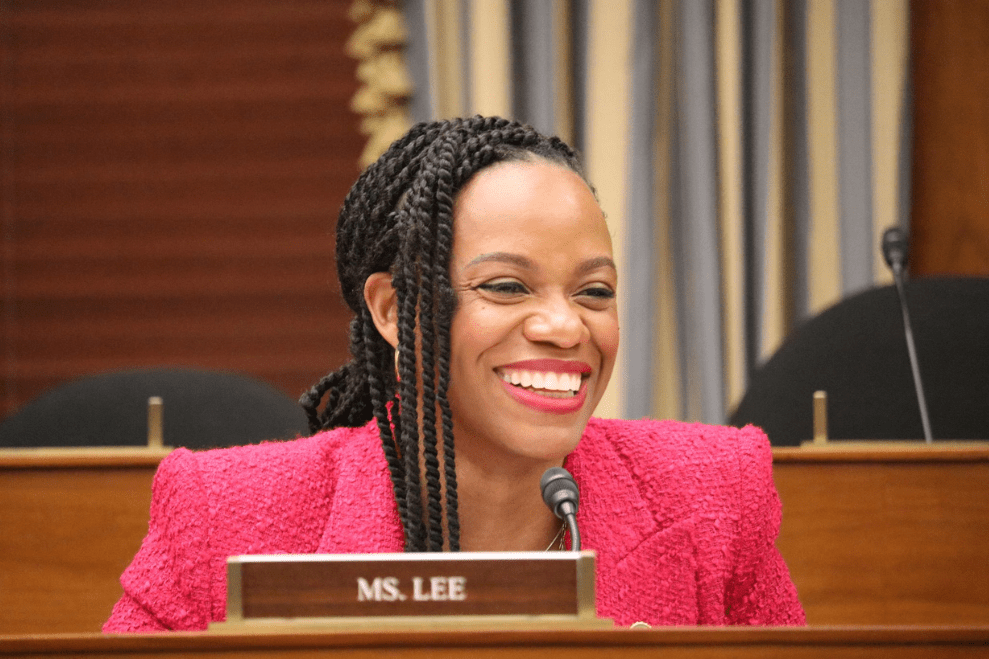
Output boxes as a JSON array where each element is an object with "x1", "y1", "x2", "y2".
[{"x1": 218, "y1": 551, "x2": 602, "y2": 630}]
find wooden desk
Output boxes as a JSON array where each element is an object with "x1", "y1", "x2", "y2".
[
  {"x1": 1, "y1": 446, "x2": 988, "y2": 634},
  {"x1": 773, "y1": 445, "x2": 989, "y2": 625},
  {"x1": 2, "y1": 627, "x2": 989, "y2": 659},
  {"x1": 0, "y1": 450, "x2": 167, "y2": 636}
]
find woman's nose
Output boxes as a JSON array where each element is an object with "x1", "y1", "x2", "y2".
[{"x1": 522, "y1": 299, "x2": 591, "y2": 348}]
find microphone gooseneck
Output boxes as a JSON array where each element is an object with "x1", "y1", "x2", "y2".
[
  {"x1": 540, "y1": 467, "x2": 581, "y2": 551},
  {"x1": 881, "y1": 227, "x2": 933, "y2": 443}
]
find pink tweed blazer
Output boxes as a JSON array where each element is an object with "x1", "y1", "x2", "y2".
[{"x1": 103, "y1": 417, "x2": 804, "y2": 631}]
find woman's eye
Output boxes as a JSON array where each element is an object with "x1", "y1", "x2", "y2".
[
  {"x1": 476, "y1": 280, "x2": 529, "y2": 296},
  {"x1": 579, "y1": 286, "x2": 616, "y2": 300}
]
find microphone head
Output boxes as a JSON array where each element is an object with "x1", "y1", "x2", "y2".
[
  {"x1": 882, "y1": 226, "x2": 909, "y2": 271},
  {"x1": 540, "y1": 467, "x2": 579, "y2": 519}
]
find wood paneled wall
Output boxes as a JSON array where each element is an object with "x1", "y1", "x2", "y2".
[
  {"x1": 0, "y1": 2, "x2": 362, "y2": 419},
  {"x1": 910, "y1": 0, "x2": 989, "y2": 275}
]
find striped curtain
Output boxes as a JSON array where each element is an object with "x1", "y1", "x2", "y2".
[{"x1": 396, "y1": 0, "x2": 911, "y2": 424}]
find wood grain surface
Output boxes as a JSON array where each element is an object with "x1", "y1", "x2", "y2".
[
  {"x1": 2, "y1": 626, "x2": 989, "y2": 659},
  {"x1": 910, "y1": 0, "x2": 989, "y2": 275},
  {"x1": 2, "y1": 446, "x2": 988, "y2": 634},
  {"x1": 0, "y1": 2, "x2": 361, "y2": 418}
]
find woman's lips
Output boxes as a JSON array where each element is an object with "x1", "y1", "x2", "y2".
[
  {"x1": 499, "y1": 378, "x2": 588, "y2": 414},
  {"x1": 498, "y1": 359, "x2": 592, "y2": 374},
  {"x1": 496, "y1": 359, "x2": 591, "y2": 414}
]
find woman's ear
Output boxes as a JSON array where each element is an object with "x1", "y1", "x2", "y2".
[{"x1": 364, "y1": 272, "x2": 399, "y2": 348}]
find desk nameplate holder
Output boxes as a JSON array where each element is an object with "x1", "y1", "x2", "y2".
[{"x1": 211, "y1": 551, "x2": 611, "y2": 632}]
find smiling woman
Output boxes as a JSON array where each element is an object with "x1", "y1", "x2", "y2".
[
  {"x1": 103, "y1": 117, "x2": 805, "y2": 632},
  {"x1": 447, "y1": 163, "x2": 618, "y2": 475}
]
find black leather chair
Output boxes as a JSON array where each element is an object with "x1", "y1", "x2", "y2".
[
  {"x1": 0, "y1": 368, "x2": 311, "y2": 448},
  {"x1": 730, "y1": 277, "x2": 989, "y2": 446}
]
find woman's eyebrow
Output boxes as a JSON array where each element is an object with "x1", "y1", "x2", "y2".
[
  {"x1": 464, "y1": 252, "x2": 534, "y2": 269},
  {"x1": 463, "y1": 252, "x2": 617, "y2": 275},
  {"x1": 576, "y1": 256, "x2": 617, "y2": 275}
]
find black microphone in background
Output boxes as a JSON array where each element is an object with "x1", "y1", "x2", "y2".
[
  {"x1": 881, "y1": 226, "x2": 933, "y2": 443},
  {"x1": 540, "y1": 467, "x2": 581, "y2": 551},
  {"x1": 882, "y1": 226, "x2": 909, "y2": 275}
]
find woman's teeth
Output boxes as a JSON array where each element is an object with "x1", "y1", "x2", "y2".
[{"x1": 498, "y1": 369, "x2": 581, "y2": 394}]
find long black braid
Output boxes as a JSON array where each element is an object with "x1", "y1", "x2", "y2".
[{"x1": 300, "y1": 116, "x2": 588, "y2": 551}]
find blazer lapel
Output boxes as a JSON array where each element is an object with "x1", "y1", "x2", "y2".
[
  {"x1": 316, "y1": 425, "x2": 404, "y2": 554},
  {"x1": 567, "y1": 428, "x2": 701, "y2": 625},
  {"x1": 566, "y1": 433, "x2": 656, "y2": 561}
]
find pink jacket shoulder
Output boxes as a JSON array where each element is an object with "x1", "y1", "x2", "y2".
[
  {"x1": 571, "y1": 418, "x2": 804, "y2": 626},
  {"x1": 103, "y1": 425, "x2": 374, "y2": 632}
]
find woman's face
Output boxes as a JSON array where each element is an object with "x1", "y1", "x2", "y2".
[{"x1": 447, "y1": 159, "x2": 619, "y2": 470}]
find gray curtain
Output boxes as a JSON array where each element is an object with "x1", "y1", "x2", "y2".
[{"x1": 401, "y1": 0, "x2": 910, "y2": 424}]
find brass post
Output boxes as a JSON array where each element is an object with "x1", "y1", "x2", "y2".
[
  {"x1": 813, "y1": 390, "x2": 828, "y2": 445},
  {"x1": 147, "y1": 397, "x2": 163, "y2": 449}
]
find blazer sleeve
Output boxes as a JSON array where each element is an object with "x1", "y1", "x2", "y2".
[
  {"x1": 103, "y1": 448, "x2": 213, "y2": 633},
  {"x1": 725, "y1": 425, "x2": 806, "y2": 625}
]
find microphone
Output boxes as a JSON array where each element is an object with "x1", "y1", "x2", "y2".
[
  {"x1": 540, "y1": 467, "x2": 581, "y2": 551},
  {"x1": 882, "y1": 226, "x2": 909, "y2": 275},
  {"x1": 880, "y1": 227, "x2": 933, "y2": 443}
]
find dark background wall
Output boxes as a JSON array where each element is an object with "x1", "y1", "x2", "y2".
[{"x1": 0, "y1": 1, "x2": 360, "y2": 419}]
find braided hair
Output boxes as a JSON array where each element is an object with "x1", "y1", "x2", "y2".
[{"x1": 300, "y1": 116, "x2": 587, "y2": 552}]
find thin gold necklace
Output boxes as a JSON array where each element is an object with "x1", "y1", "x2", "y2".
[{"x1": 544, "y1": 521, "x2": 566, "y2": 551}]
